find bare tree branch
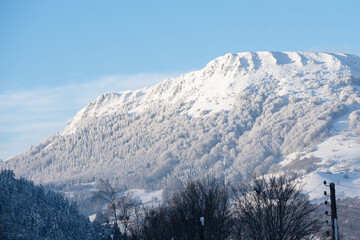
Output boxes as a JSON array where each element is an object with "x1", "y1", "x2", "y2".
[{"x1": 233, "y1": 175, "x2": 321, "y2": 240}]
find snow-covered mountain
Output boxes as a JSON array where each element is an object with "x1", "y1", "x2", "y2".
[{"x1": 3, "y1": 52, "x2": 360, "y2": 195}]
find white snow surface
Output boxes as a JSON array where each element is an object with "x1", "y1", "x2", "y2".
[
  {"x1": 281, "y1": 111, "x2": 360, "y2": 200},
  {"x1": 65, "y1": 52, "x2": 360, "y2": 200},
  {"x1": 4, "y1": 51, "x2": 360, "y2": 201},
  {"x1": 126, "y1": 189, "x2": 163, "y2": 206},
  {"x1": 43, "y1": 52, "x2": 360, "y2": 199},
  {"x1": 63, "y1": 52, "x2": 360, "y2": 135}
]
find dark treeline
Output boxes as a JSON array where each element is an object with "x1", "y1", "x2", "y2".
[
  {"x1": 0, "y1": 170, "x2": 110, "y2": 240},
  {"x1": 95, "y1": 175, "x2": 323, "y2": 240},
  {"x1": 7, "y1": 169, "x2": 357, "y2": 240}
]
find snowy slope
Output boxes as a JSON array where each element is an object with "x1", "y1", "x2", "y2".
[
  {"x1": 2, "y1": 52, "x2": 360, "y2": 197},
  {"x1": 63, "y1": 52, "x2": 360, "y2": 134},
  {"x1": 283, "y1": 110, "x2": 360, "y2": 200}
]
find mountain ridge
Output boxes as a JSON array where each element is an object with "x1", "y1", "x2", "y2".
[
  {"x1": 63, "y1": 51, "x2": 360, "y2": 135},
  {"x1": 3, "y1": 51, "x2": 360, "y2": 193}
]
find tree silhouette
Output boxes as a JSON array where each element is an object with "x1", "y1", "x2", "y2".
[{"x1": 233, "y1": 175, "x2": 320, "y2": 240}]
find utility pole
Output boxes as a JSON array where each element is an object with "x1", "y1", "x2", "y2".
[
  {"x1": 200, "y1": 217, "x2": 205, "y2": 240},
  {"x1": 329, "y1": 183, "x2": 339, "y2": 240}
]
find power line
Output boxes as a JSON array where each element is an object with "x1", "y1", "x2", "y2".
[
  {"x1": 337, "y1": 203, "x2": 360, "y2": 211},
  {"x1": 318, "y1": 204, "x2": 329, "y2": 211},
  {"x1": 322, "y1": 181, "x2": 360, "y2": 239},
  {"x1": 337, "y1": 184, "x2": 360, "y2": 190},
  {"x1": 338, "y1": 213, "x2": 360, "y2": 221},
  {"x1": 312, "y1": 192, "x2": 328, "y2": 201},
  {"x1": 335, "y1": 193, "x2": 346, "y2": 198},
  {"x1": 307, "y1": 182, "x2": 324, "y2": 193}
]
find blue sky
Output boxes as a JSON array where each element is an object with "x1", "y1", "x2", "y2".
[{"x1": 1, "y1": 0, "x2": 360, "y2": 160}]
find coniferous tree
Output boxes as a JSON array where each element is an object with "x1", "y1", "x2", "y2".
[{"x1": 0, "y1": 170, "x2": 110, "y2": 240}]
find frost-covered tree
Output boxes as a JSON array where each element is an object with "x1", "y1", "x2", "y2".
[
  {"x1": 93, "y1": 179, "x2": 122, "y2": 224},
  {"x1": 2, "y1": 52, "x2": 358, "y2": 198},
  {"x1": 0, "y1": 170, "x2": 110, "y2": 240},
  {"x1": 93, "y1": 179, "x2": 136, "y2": 238}
]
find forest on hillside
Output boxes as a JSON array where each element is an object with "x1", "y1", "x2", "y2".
[
  {"x1": 0, "y1": 170, "x2": 110, "y2": 240},
  {"x1": 6, "y1": 86, "x2": 350, "y2": 191},
  {"x1": 2, "y1": 169, "x2": 360, "y2": 239}
]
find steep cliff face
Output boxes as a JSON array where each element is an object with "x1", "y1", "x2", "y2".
[{"x1": 3, "y1": 52, "x2": 360, "y2": 191}]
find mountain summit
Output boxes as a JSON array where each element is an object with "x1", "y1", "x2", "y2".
[
  {"x1": 64, "y1": 52, "x2": 360, "y2": 133},
  {"x1": 3, "y1": 52, "x2": 360, "y2": 192}
]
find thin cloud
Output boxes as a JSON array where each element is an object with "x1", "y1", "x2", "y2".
[{"x1": 0, "y1": 73, "x2": 176, "y2": 161}]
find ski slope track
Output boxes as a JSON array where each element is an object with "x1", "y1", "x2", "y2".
[{"x1": 3, "y1": 52, "x2": 360, "y2": 198}]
